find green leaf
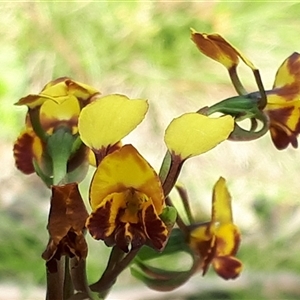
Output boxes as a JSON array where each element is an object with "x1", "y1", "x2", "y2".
[{"x1": 47, "y1": 127, "x2": 77, "y2": 185}]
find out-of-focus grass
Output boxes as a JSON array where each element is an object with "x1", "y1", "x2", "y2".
[{"x1": 2, "y1": 1, "x2": 300, "y2": 298}]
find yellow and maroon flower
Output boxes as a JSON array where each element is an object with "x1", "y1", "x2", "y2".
[
  {"x1": 42, "y1": 183, "x2": 89, "y2": 273},
  {"x1": 189, "y1": 177, "x2": 242, "y2": 280},
  {"x1": 264, "y1": 52, "x2": 300, "y2": 149},
  {"x1": 191, "y1": 30, "x2": 300, "y2": 149},
  {"x1": 13, "y1": 77, "x2": 100, "y2": 177},
  {"x1": 86, "y1": 144, "x2": 168, "y2": 252},
  {"x1": 191, "y1": 29, "x2": 255, "y2": 70},
  {"x1": 162, "y1": 112, "x2": 234, "y2": 196}
]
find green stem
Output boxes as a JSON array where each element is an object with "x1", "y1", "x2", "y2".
[
  {"x1": 159, "y1": 151, "x2": 172, "y2": 183},
  {"x1": 229, "y1": 110, "x2": 270, "y2": 141},
  {"x1": 90, "y1": 248, "x2": 139, "y2": 297},
  {"x1": 104, "y1": 246, "x2": 125, "y2": 274},
  {"x1": 45, "y1": 139, "x2": 74, "y2": 299},
  {"x1": 253, "y1": 69, "x2": 267, "y2": 109},
  {"x1": 228, "y1": 66, "x2": 248, "y2": 96},
  {"x1": 29, "y1": 107, "x2": 49, "y2": 141},
  {"x1": 46, "y1": 258, "x2": 64, "y2": 300},
  {"x1": 175, "y1": 185, "x2": 195, "y2": 225},
  {"x1": 165, "y1": 196, "x2": 189, "y2": 238},
  {"x1": 162, "y1": 155, "x2": 184, "y2": 197},
  {"x1": 63, "y1": 256, "x2": 74, "y2": 299},
  {"x1": 69, "y1": 258, "x2": 95, "y2": 300},
  {"x1": 89, "y1": 246, "x2": 125, "y2": 295}
]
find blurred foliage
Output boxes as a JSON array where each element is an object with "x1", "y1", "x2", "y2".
[{"x1": 2, "y1": 1, "x2": 300, "y2": 299}]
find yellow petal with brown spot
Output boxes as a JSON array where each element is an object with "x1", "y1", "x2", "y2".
[
  {"x1": 212, "y1": 255, "x2": 242, "y2": 280},
  {"x1": 215, "y1": 223, "x2": 241, "y2": 257},
  {"x1": 273, "y1": 52, "x2": 300, "y2": 90},
  {"x1": 90, "y1": 144, "x2": 164, "y2": 214},
  {"x1": 191, "y1": 29, "x2": 256, "y2": 70},
  {"x1": 40, "y1": 95, "x2": 80, "y2": 126}
]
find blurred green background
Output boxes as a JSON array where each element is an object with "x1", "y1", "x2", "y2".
[{"x1": 1, "y1": 1, "x2": 300, "y2": 299}]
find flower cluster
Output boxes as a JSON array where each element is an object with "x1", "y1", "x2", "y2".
[
  {"x1": 13, "y1": 29, "x2": 300, "y2": 299},
  {"x1": 191, "y1": 30, "x2": 300, "y2": 149}
]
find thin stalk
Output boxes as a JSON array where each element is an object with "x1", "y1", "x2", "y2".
[
  {"x1": 63, "y1": 256, "x2": 74, "y2": 299},
  {"x1": 159, "y1": 151, "x2": 172, "y2": 183},
  {"x1": 46, "y1": 258, "x2": 64, "y2": 300},
  {"x1": 162, "y1": 155, "x2": 184, "y2": 197},
  {"x1": 229, "y1": 111, "x2": 269, "y2": 141},
  {"x1": 175, "y1": 185, "x2": 195, "y2": 225},
  {"x1": 90, "y1": 248, "x2": 139, "y2": 296},
  {"x1": 70, "y1": 258, "x2": 94, "y2": 299},
  {"x1": 165, "y1": 196, "x2": 189, "y2": 237},
  {"x1": 228, "y1": 66, "x2": 248, "y2": 96},
  {"x1": 29, "y1": 107, "x2": 48, "y2": 141},
  {"x1": 253, "y1": 69, "x2": 267, "y2": 109},
  {"x1": 89, "y1": 246, "x2": 125, "y2": 296}
]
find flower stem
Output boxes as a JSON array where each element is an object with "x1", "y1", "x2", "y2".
[
  {"x1": 159, "y1": 151, "x2": 172, "y2": 183},
  {"x1": 175, "y1": 184, "x2": 195, "y2": 225},
  {"x1": 253, "y1": 69, "x2": 267, "y2": 109},
  {"x1": 162, "y1": 154, "x2": 184, "y2": 197},
  {"x1": 228, "y1": 66, "x2": 248, "y2": 96},
  {"x1": 90, "y1": 248, "x2": 139, "y2": 297},
  {"x1": 165, "y1": 196, "x2": 190, "y2": 238},
  {"x1": 46, "y1": 258, "x2": 64, "y2": 300},
  {"x1": 63, "y1": 256, "x2": 74, "y2": 299},
  {"x1": 29, "y1": 107, "x2": 48, "y2": 141},
  {"x1": 69, "y1": 258, "x2": 95, "y2": 299}
]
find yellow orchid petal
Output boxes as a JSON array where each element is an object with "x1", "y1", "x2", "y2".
[
  {"x1": 164, "y1": 113, "x2": 234, "y2": 160},
  {"x1": 16, "y1": 94, "x2": 56, "y2": 109},
  {"x1": 15, "y1": 77, "x2": 100, "y2": 109},
  {"x1": 40, "y1": 95, "x2": 80, "y2": 130},
  {"x1": 189, "y1": 223, "x2": 216, "y2": 275},
  {"x1": 211, "y1": 177, "x2": 233, "y2": 224},
  {"x1": 13, "y1": 128, "x2": 44, "y2": 174},
  {"x1": 212, "y1": 255, "x2": 242, "y2": 280},
  {"x1": 115, "y1": 222, "x2": 147, "y2": 252},
  {"x1": 64, "y1": 78, "x2": 100, "y2": 100},
  {"x1": 189, "y1": 223, "x2": 211, "y2": 245},
  {"x1": 189, "y1": 224, "x2": 212, "y2": 255},
  {"x1": 215, "y1": 223, "x2": 241, "y2": 257},
  {"x1": 211, "y1": 178, "x2": 241, "y2": 257},
  {"x1": 16, "y1": 80, "x2": 70, "y2": 108},
  {"x1": 40, "y1": 78, "x2": 99, "y2": 102},
  {"x1": 119, "y1": 189, "x2": 148, "y2": 224},
  {"x1": 268, "y1": 104, "x2": 300, "y2": 131},
  {"x1": 87, "y1": 192, "x2": 126, "y2": 240},
  {"x1": 142, "y1": 200, "x2": 168, "y2": 251},
  {"x1": 191, "y1": 29, "x2": 256, "y2": 70},
  {"x1": 265, "y1": 101, "x2": 300, "y2": 149},
  {"x1": 264, "y1": 53, "x2": 300, "y2": 150},
  {"x1": 269, "y1": 122, "x2": 298, "y2": 150},
  {"x1": 273, "y1": 52, "x2": 300, "y2": 90},
  {"x1": 40, "y1": 80, "x2": 69, "y2": 99},
  {"x1": 78, "y1": 94, "x2": 148, "y2": 150},
  {"x1": 90, "y1": 144, "x2": 164, "y2": 214}
]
